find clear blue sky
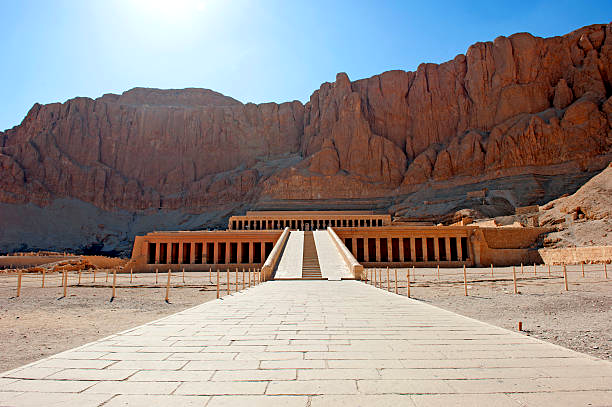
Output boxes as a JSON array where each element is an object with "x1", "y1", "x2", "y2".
[{"x1": 1, "y1": 0, "x2": 610, "y2": 131}]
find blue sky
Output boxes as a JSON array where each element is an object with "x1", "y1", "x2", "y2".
[{"x1": 1, "y1": 0, "x2": 610, "y2": 131}]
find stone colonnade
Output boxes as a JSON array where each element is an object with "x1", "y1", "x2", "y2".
[
  {"x1": 136, "y1": 231, "x2": 282, "y2": 269},
  {"x1": 336, "y1": 228, "x2": 473, "y2": 265},
  {"x1": 229, "y1": 216, "x2": 388, "y2": 230}
]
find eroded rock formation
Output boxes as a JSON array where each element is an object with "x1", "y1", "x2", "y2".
[{"x1": 1, "y1": 23, "x2": 611, "y2": 253}]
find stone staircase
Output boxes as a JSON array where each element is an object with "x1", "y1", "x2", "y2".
[{"x1": 301, "y1": 231, "x2": 322, "y2": 279}]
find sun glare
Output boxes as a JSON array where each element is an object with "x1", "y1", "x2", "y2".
[{"x1": 131, "y1": 0, "x2": 210, "y2": 18}]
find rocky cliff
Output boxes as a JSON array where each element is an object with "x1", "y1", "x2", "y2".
[{"x1": 1, "y1": 23, "x2": 611, "y2": 254}]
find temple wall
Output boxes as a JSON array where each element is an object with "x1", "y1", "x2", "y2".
[{"x1": 538, "y1": 246, "x2": 612, "y2": 265}]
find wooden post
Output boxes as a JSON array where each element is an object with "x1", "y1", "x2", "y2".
[
  {"x1": 386, "y1": 267, "x2": 390, "y2": 291},
  {"x1": 182, "y1": 268, "x2": 185, "y2": 284},
  {"x1": 242, "y1": 268, "x2": 245, "y2": 290},
  {"x1": 548, "y1": 264, "x2": 551, "y2": 277},
  {"x1": 248, "y1": 268, "x2": 251, "y2": 287},
  {"x1": 63, "y1": 270, "x2": 67, "y2": 298},
  {"x1": 42, "y1": 268, "x2": 45, "y2": 288},
  {"x1": 394, "y1": 269, "x2": 398, "y2": 294},
  {"x1": 226, "y1": 269, "x2": 230, "y2": 295},
  {"x1": 93, "y1": 269, "x2": 96, "y2": 283},
  {"x1": 78, "y1": 270, "x2": 82, "y2": 286},
  {"x1": 155, "y1": 268, "x2": 159, "y2": 285},
  {"x1": 491, "y1": 264, "x2": 494, "y2": 278},
  {"x1": 216, "y1": 269, "x2": 220, "y2": 298},
  {"x1": 521, "y1": 263, "x2": 524, "y2": 274},
  {"x1": 209, "y1": 267, "x2": 212, "y2": 283},
  {"x1": 463, "y1": 265, "x2": 468, "y2": 296},
  {"x1": 534, "y1": 263, "x2": 537, "y2": 276},
  {"x1": 605, "y1": 263, "x2": 608, "y2": 279},
  {"x1": 374, "y1": 268, "x2": 377, "y2": 288},
  {"x1": 130, "y1": 268, "x2": 133, "y2": 283},
  {"x1": 513, "y1": 266, "x2": 518, "y2": 294},
  {"x1": 581, "y1": 262, "x2": 585, "y2": 277},
  {"x1": 563, "y1": 265, "x2": 568, "y2": 291},
  {"x1": 111, "y1": 269, "x2": 117, "y2": 300},
  {"x1": 106, "y1": 269, "x2": 109, "y2": 282},
  {"x1": 17, "y1": 269, "x2": 22, "y2": 298},
  {"x1": 165, "y1": 269, "x2": 171, "y2": 303},
  {"x1": 406, "y1": 268, "x2": 411, "y2": 298},
  {"x1": 235, "y1": 268, "x2": 239, "y2": 293},
  {"x1": 437, "y1": 264, "x2": 440, "y2": 280}
]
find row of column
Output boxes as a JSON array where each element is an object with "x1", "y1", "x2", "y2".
[
  {"x1": 147, "y1": 241, "x2": 271, "y2": 265},
  {"x1": 231, "y1": 218, "x2": 384, "y2": 230},
  {"x1": 347, "y1": 236, "x2": 468, "y2": 263}
]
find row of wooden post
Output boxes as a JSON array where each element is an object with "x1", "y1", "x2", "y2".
[
  {"x1": 363, "y1": 262, "x2": 608, "y2": 297},
  {"x1": 12, "y1": 266, "x2": 262, "y2": 302},
  {"x1": 216, "y1": 268, "x2": 262, "y2": 299}
]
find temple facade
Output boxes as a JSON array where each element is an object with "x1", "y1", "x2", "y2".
[
  {"x1": 127, "y1": 210, "x2": 547, "y2": 277},
  {"x1": 228, "y1": 211, "x2": 391, "y2": 230}
]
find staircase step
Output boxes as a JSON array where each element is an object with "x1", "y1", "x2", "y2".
[{"x1": 301, "y1": 231, "x2": 322, "y2": 279}]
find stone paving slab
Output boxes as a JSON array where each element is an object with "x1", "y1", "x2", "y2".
[{"x1": 1, "y1": 280, "x2": 612, "y2": 406}]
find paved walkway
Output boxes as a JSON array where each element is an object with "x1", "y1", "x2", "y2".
[
  {"x1": 312, "y1": 231, "x2": 351, "y2": 280},
  {"x1": 1, "y1": 281, "x2": 611, "y2": 406},
  {"x1": 274, "y1": 232, "x2": 303, "y2": 279}
]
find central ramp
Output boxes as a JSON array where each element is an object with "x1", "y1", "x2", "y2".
[
  {"x1": 313, "y1": 230, "x2": 352, "y2": 280},
  {"x1": 274, "y1": 230, "x2": 354, "y2": 280}
]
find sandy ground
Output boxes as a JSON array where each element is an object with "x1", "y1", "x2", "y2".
[
  {"x1": 364, "y1": 264, "x2": 612, "y2": 360},
  {"x1": 0, "y1": 269, "x2": 256, "y2": 372},
  {"x1": 0, "y1": 265, "x2": 609, "y2": 373}
]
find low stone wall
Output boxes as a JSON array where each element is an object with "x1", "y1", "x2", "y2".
[
  {"x1": 538, "y1": 246, "x2": 612, "y2": 264},
  {"x1": 262, "y1": 227, "x2": 290, "y2": 281},
  {"x1": 327, "y1": 227, "x2": 363, "y2": 279}
]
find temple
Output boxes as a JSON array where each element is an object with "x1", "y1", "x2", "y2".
[{"x1": 127, "y1": 210, "x2": 547, "y2": 279}]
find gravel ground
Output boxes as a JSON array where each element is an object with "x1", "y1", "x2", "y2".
[
  {"x1": 0, "y1": 269, "x2": 258, "y2": 371},
  {"x1": 364, "y1": 264, "x2": 612, "y2": 360}
]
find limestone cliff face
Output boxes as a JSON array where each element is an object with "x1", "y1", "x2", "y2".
[{"x1": 1, "y1": 23, "x2": 612, "y2": 222}]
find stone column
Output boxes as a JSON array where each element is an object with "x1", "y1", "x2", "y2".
[
  {"x1": 457, "y1": 236, "x2": 463, "y2": 261},
  {"x1": 364, "y1": 238, "x2": 370, "y2": 262},
  {"x1": 249, "y1": 242, "x2": 254, "y2": 264},
  {"x1": 399, "y1": 238, "x2": 405, "y2": 262},
  {"x1": 387, "y1": 238, "x2": 393, "y2": 262},
  {"x1": 237, "y1": 242, "x2": 242, "y2": 264},
  {"x1": 261, "y1": 243, "x2": 266, "y2": 263},
  {"x1": 410, "y1": 237, "x2": 416, "y2": 262},
  {"x1": 178, "y1": 242, "x2": 184, "y2": 265},
  {"x1": 225, "y1": 242, "x2": 231, "y2": 264},
  {"x1": 375, "y1": 239, "x2": 381, "y2": 262},
  {"x1": 445, "y1": 237, "x2": 451, "y2": 262},
  {"x1": 155, "y1": 242, "x2": 161, "y2": 264},
  {"x1": 190, "y1": 242, "x2": 196, "y2": 264},
  {"x1": 434, "y1": 237, "x2": 440, "y2": 261},
  {"x1": 422, "y1": 238, "x2": 428, "y2": 261}
]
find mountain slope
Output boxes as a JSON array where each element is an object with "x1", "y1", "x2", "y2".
[{"x1": 1, "y1": 23, "x2": 611, "y2": 254}]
